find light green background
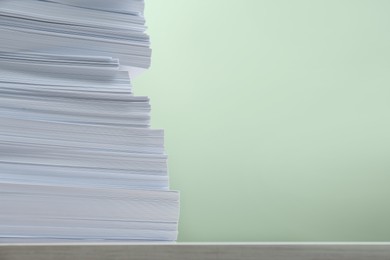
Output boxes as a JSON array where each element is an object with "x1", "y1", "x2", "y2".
[{"x1": 134, "y1": 0, "x2": 390, "y2": 242}]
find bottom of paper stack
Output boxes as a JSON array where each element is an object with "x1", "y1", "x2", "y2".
[{"x1": 0, "y1": 184, "x2": 179, "y2": 243}]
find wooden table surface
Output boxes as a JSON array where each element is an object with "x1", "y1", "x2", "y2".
[{"x1": 1, "y1": 243, "x2": 390, "y2": 260}]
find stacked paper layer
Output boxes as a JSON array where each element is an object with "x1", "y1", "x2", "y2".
[
  {"x1": 0, "y1": 0, "x2": 179, "y2": 242},
  {"x1": 0, "y1": 0, "x2": 151, "y2": 69},
  {"x1": 0, "y1": 184, "x2": 179, "y2": 242}
]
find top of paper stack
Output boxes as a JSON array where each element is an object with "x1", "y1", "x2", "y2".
[{"x1": 0, "y1": 0, "x2": 151, "y2": 74}]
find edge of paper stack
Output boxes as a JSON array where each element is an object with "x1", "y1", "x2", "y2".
[{"x1": 0, "y1": 0, "x2": 180, "y2": 242}]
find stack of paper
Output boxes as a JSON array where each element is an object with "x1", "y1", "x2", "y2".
[
  {"x1": 0, "y1": 0, "x2": 150, "y2": 69},
  {"x1": 0, "y1": 0, "x2": 179, "y2": 242}
]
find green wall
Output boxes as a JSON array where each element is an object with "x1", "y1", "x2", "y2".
[{"x1": 134, "y1": 0, "x2": 390, "y2": 242}]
